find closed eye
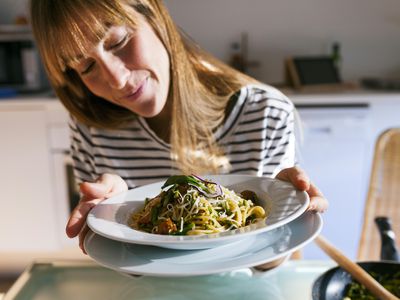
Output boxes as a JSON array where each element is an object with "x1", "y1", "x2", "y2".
[
  {"x1": 110, "y1": 35, "x2": 128, "y2": 50},
  {"x1": 80, "y1": 62, "x2": 95, "y2": 75}
]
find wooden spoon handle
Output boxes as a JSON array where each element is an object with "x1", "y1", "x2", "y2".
[{"x1": 315, "y1": 235, "x2": 399, "y2": 300}]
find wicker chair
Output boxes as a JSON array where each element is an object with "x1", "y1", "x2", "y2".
[{"x1": 358, "y1": 128, "x2": 400, "y2": 261}]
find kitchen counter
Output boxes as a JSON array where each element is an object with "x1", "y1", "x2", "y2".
[{"x1": 288, "y1": 90, "x2": 400, "y2": 106}]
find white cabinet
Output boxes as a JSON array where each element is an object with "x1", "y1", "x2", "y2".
[
  {"x1": 296, "y1": 105, "x2": 371, "y2": 260},
  {"x1": 0, "y1": 100, "x2": 72, "y2": 251},
  {"x1": 290, "y1": 92, "x2": 400, "y2": 260}
]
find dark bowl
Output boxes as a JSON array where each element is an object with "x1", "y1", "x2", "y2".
[{"x1": 312, "y1": 261, "x2": 400, "y2": 300}]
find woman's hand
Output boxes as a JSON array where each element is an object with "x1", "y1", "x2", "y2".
[
  {"x1": 66, "y1": 173, "x2": 128, "y2": 254},
  {"x1": 276, "y1": 166, "x2": 328, "y2": 213}
]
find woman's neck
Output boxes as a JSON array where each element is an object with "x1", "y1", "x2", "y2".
[{"x1": 145, "y1": 101, "x2": 172, "y2": 143}]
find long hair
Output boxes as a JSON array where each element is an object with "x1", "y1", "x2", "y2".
[{"x1": 30, "y1": 0, "x2": 258, "y2": 174}]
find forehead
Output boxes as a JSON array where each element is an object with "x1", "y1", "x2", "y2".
[
  {"x1": 55, "y1": 3, "x2": 138, "y2": 67},
  {"x1": 69, "y1": 25, "x2": 133, "y2": 66},
  {"x1": 64, "y1": 24, "x2": 112, "y2": 63}
]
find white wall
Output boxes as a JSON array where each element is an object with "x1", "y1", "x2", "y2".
[{"x1": 164, "y1": 0, "x2": 400, "y2": 84}]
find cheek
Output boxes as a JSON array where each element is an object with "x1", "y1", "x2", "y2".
[
  {"x1": 155, "y1": 44, "x2": 170, "y2": 85},
  {"x1": 162, "y1": 51, "x2": 170, "y2": 79},
  {"x1": 82, "y1": 75, "x2": 104, "y2": 90},
  {"x1": 137, "y1": 29, "x2": 170, "y2": 79},
  {"x1": 81, "y1": 77, "x2": 111, "y2": 99},
  {"x1": 156, "y1": 40, "x2": 170, "y2": 73}
]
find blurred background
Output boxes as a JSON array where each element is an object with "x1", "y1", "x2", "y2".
[
  {"x1": 165, "y1": 0, "x2": 400, "y2": 85},
  {"x1": 1, "y1": 0, "x2": 399, "y2": 84},
  {"x1": 1, "y1": 0, "x2": 400, "y2": 296}
]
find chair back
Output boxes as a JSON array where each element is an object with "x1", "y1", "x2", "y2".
[{"x1": 358, "y1": 128, "x2": 400, "y2": 260}]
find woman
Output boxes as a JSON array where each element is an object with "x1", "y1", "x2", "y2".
[{"x1": 30, "y1": 0, "x2": 328, "y2": 253}]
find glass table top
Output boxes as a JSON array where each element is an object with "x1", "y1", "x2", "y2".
[{"x1": 5, "y1": 260, "x2": 335, "y2": 300}]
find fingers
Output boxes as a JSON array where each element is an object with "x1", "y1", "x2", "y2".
[
  {"x1": 253, "y1": 255, "x2": 289, "y2": 272},
  {"x1": 276, "y1": 167, "x2": 329, "y2": 213},
  {"x1": 66, "y1": 196, "x2": 101, "y2": 238},
  {"x1": 80, "y1": 173, "x2": 124, "y2": 199},
  {"x1": 79, "y1": 224, "x2": 90, "y2": 254},
  {"x1": 66, "y1": 174, "x2": 128, "y2": 239},
  {"x1": 79, "y1": 182, "x2": 108, "y2": 199},
  {"x1": 307, "y1": 182, "x2": 324, "y2": 198},
  {"x1": 306, "y1": 182, "x2": 329, "y2": 213},
  {"x1": 308, "y1": 196, "x2": 329, "y2": 213},
  {"x1": 276, "y1": 166, "x2": 310, "y2": 191},
  {"x1": 308, "y1": 183, "x2": 329, "y2": 212}
]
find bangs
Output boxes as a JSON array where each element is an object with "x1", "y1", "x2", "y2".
[
  {"x1": 57, "y1": 1, "x2": 138, "y2": 67},
  {"x1": 34, "y1": 0, "x2": 138, "y2": 84}
]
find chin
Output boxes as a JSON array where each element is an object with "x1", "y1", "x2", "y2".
[
  {"x1": 143, "y1": 100, "x2": 167, "y2": 118},
  {"x1": 137, "y1": 105, "x2": 164, "y2": 118}
]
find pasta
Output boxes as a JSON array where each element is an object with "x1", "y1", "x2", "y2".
[{"x1": 128, "y1": 175, "x2": 266, "y2": 235}]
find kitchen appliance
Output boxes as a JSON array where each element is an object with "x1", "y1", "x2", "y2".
[{"x1": 0, "y1": 25, "x2": 49, "y2": 93}]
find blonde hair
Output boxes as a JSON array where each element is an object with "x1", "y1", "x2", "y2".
[{"x1": 30, "y1": 0, "x2": 258, "y2": 174}]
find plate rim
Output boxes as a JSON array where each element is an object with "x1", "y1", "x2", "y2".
[
  {"x1": 87, "y1": 174, "x2": 310, "y2": 248},
  {"x1": 84, "y1": 212, "x2": 323, "y2": 277}
]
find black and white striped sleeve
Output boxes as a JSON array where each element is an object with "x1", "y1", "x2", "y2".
[
  {"x1": 242, "y1": 86, "x2": 296, "y2": 177},
  {"x1": 262, "y1": 97, "x2": 296, "y2": 176},
  {"x1": 68, "y1": 116, "x2": 98, "y2": 184}
]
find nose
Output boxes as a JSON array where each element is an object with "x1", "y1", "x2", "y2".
[{"x1": 99, "y1": 54, "x2": 130, "y2": 89}]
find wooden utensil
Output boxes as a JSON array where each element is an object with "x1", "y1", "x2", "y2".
[{"x1": 314, "y1": 235, "x2": 400, "y2": 300}]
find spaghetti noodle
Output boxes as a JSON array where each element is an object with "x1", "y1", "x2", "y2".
[{"x1": 128, "y1": 175, "x2": 266, "y2": 235}]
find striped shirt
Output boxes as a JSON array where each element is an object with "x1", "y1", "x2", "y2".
[{"x1": 69, "y1": 84, "x2": 296, "y2": 189}]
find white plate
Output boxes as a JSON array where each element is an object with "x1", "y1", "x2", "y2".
[
  {"x1": 84, "y1": 212, "x2": 322, "y2": 277},
  {"x1": 87, "y1": 175, "x2": 309, "y2": 250}
]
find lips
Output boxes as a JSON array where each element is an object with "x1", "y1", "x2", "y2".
[{"x1": 120, "y1": 78, "x2": 148, "y2": 102}]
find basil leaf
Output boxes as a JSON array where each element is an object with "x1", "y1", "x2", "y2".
[{"x1": 161, "y1": 175, "x2": 198, "y2": 189}]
